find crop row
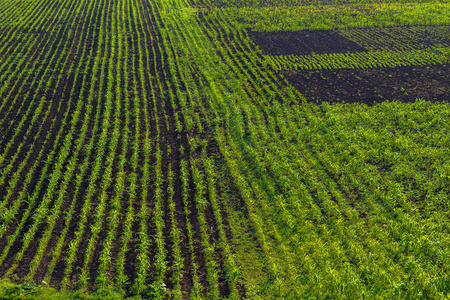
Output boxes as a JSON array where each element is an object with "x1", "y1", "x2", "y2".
[{"x1": 267, "y1": 47, "x2": 450, "y2": 71}]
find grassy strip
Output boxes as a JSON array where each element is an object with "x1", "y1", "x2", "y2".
[{"x1": 223, "y1": 2, "x2": 450, "y2": 32}]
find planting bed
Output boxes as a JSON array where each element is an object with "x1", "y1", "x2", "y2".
[
  {"x1": 248, "y1": 30, "x2": 366, "y2": 55},
  {"x1": 251, "y1": 26, "x2": 450, "y2": 56},
  {"x1": 283, "y1": 64, "x2": 450, "y2": 105}
]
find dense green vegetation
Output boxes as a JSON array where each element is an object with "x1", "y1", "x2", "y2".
[
  {"x1": 220, "y1": 2, "x2": 450, "y2": 31},
  {"x1": 1, "y1": 0, "x2": 450, "y2": 298},
  {"x1": 203, "y1": 0, "x2": 442, "y2": 8}
]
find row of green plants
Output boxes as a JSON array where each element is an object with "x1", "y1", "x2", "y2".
[
  {"x1": 113, "y1": 0, "x2": 143, "y2": 290},
  {"x1": 268, "y1": 47, "x2": 450, "y2": 70},
  {"x1": 96, "y1": 0, "x2": 132, "y2": 288}
]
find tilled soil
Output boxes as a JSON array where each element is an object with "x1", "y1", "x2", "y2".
[
  {"x1": 283, "y1": 64, "x2": 450, "y2": 105},
  {"x1": 250, "y1": 26, "x2": 450, "y2": 56},
  {"x1": 249, "y1": 30, "x2": 366, "y2": 56}
]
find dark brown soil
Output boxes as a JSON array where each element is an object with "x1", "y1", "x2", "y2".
[
  {"x1": 283, "y1": 64, "x2": 450, "y2": 105},
  {"x1": 249, "y1": 30, "x2": 367, "y2": 56},
  {"x1": 249, "y1": 26, "x2": 450, "y2": 56},
  {"x1": 340, "y1": 25, "x2": 450, "y2": 51}
]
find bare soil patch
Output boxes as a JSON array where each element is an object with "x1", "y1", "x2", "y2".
[
  {"x1": 249, "y1": 30, "x2": 366, "y2": 56},
  {"x1": 340, "y1": 25, "x2": 450, "y2": 51},
  {"x1": 250, "y1": 26, "x2": 450, "y2": 56},
  {"x1": 283, "y1": 64, "x2": 450, "y2": 105}
]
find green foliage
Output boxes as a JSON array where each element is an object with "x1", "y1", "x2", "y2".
[
  {"x1": 269, "y1": 47, "x2": 450, "y2": 70},
  {"x1": 199, "y1": 0, "x2": 440, "y2": 8},
  {"x1": 0, "y1": 280, "x2": 127, "y2": 300},
  {"x1": 220, "y1": 2, "x2": 450, "y2": 31}
]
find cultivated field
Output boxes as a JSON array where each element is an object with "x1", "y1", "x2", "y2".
[{"x1": 0, "y1": 0, "x2": 450, "y2": 299}]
